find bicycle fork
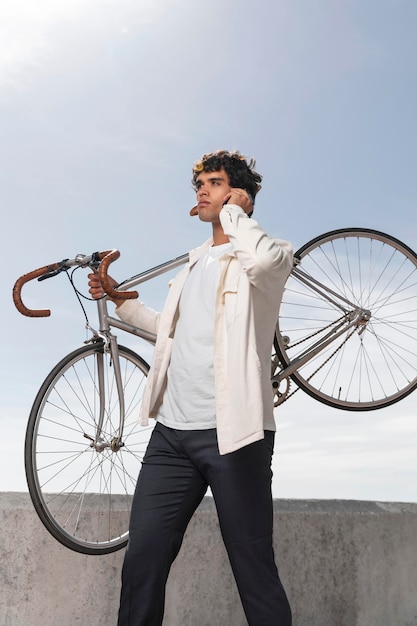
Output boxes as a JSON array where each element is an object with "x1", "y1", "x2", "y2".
[
  {"x1": 100, "y1": 335, "x2": 126, "y2": 451},
  {"x1": 84, "y1": 300, "x2": 127, "y2": 453}
]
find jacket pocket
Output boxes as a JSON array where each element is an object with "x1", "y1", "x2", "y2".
[{"x1": 223, "y1": 273, "x2": 244, "y2": 327}]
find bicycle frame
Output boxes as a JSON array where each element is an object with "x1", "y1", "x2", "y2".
[
  {"x1": 11, "y1": 243, "x2": 384, "y2": 447},
  {"x1": 92, "y1": 253, "x2": 371, "y2": 443}
]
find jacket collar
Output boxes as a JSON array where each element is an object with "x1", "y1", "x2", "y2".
[{"x1": 189, "y1": 238, "x2": 236, "y2": 267}]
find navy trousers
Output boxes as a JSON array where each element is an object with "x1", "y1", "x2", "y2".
[{"x1": 118, "y1": 423, "x2": 292, "y2": 625}]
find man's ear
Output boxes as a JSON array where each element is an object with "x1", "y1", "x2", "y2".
[{"x1": 189, "y1": 205, "x2": 198, "y2": 216}]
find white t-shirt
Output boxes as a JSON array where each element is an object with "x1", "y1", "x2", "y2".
[{"x1": 157, "y1": 242, "x2": 232, "y2": 429}]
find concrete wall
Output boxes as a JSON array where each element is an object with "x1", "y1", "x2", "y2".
[{"x1": 1, "y1": 493, "x2": 416, "y2": 626}]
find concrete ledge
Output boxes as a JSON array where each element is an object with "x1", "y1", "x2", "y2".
[{"x1": 1, "y1": 493, "x2": 416, "y2": 625}]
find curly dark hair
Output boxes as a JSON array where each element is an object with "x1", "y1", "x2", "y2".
[{"x1": 192, "y1": 149, "x2": 262, "y2": 204}]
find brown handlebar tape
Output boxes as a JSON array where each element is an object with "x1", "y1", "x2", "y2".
[
  {"x1": 12, "y1": 264, "x2": 60, "y2": 317},
  {"x1": 98, "y1": 250, "x2": 138, "y2": 301},
  {"x1": 12, "y1": 249, "x2": 137, "y2": 318}
]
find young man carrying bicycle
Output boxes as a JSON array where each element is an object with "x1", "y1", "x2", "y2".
[{"x1": 89, "y1": 149, "x2": 293, "y2": 625}]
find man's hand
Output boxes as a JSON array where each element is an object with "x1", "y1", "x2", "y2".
[
  {"x1": 88, "y1": 271, "x2": 123, "y2": 304},
  {"x1": 223, "y1": 188, "x2": 254, "y2": 215}
]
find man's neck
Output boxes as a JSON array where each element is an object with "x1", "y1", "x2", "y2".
[{"x1": 212, "y1": 223, "x2": 229, "y2": 246}]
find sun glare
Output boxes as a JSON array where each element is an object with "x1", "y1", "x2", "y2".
[{"x1": 0, "y1": 0, "x2": 182, "y2": 88}]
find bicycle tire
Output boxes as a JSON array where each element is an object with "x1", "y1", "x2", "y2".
[
  {"x1": 275, "y1": 228, "x2": 417, "y2": 410},
  {"x1": 25, "y1": 342, "x2": 151, "y2": 555}
]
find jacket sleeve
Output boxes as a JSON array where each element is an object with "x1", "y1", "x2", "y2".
[
  {"x1": 115, "y1": 299, "x2": 160, "y2": 335},
  {"x1": 219, "y1": 204, "x2": 293, "y2": 291}
]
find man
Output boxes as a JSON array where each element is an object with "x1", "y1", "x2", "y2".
[{"x1": 89, "y1": 150, "x2": 293, "y2": 625}]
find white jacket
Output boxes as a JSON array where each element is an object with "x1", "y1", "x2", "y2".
[{"x1": 116, "y1": 205, "x2": 293, "y2": 454}]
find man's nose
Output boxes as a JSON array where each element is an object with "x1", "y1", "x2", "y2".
[{"x1": 197, "y1": 184, "x2": 208, "y2": 197}]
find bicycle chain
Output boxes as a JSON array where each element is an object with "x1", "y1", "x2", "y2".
[
  {"x1": 282, "y1": 314, "x2": 347, "y2": 350},
  {"x1": 276, "y1": 323, "x2": 357, "y2": 405}
]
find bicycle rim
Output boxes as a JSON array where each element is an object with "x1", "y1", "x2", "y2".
[
  {"x1": 25, "y1": 343, "x2": 151, "y2": 554},
  {"x1": 276, "y1": 228, "x2": 417, "y2": 410}
]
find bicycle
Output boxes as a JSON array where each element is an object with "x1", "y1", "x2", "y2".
[{"x1": 13, "y1": 227, "x2": 417, "y2": 555}]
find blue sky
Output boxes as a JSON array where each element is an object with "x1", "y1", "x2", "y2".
[{"x1": 1, "y1": 0, "x2": 416, "y2": 501}]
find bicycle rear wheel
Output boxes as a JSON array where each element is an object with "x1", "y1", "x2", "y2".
[
  {"x1": 25, "y1": 342, "x2": 151, "y2": 555},
  {"x1": 275, "y1": 228, "x2": 417, "y2": 410}
]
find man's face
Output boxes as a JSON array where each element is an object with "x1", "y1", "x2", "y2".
[{"x1": 194, "y1": 168, "x2": 232, "y2": 223}]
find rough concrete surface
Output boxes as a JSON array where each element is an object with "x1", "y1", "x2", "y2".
[{"x1": 1, "y1": 493, "x2": 417, "y2": 625}]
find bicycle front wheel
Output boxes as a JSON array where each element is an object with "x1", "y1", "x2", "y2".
[
  {"x1": 25, "y1": 342, "x2": 151, "y2": 555},
  {"x1": 275, "y1": 228, "x2": 417, "y2": 410}
]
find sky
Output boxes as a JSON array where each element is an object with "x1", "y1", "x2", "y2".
[{"x1": 1, "y1": 0, "x2": 416, "y2": 502}]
